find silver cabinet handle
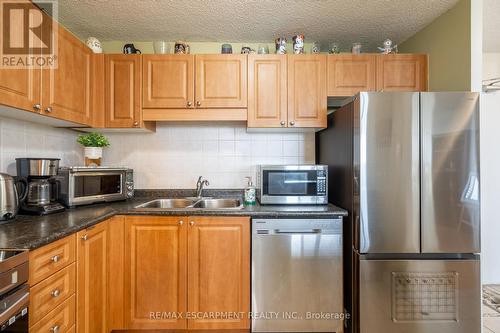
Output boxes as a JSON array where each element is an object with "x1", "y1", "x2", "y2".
[
  {"x1": 290, "y1": 121, "x2": 295, "y2": 126},
  {"x1": 51, "y1": 289, "x2": 60, "y2": 298},
  {"x1": 187, "y1": 101, "x2": 192, "y2": 107},
  {"x1": 190, "y1": 221, "x2": 195, "y2": 226},
  {"x1": 196, "y1": 101, "x2": 201, "y2": 107},
  {"x1": 45, "y1": 107, "x2": 52, "y2": 113},
  {"x1": 50, "y1": 325, "x2": 60, "y2": 333},
  {"x1": 33, "y1": 104, "x2": 41, "y2": 111},
  {"x1": 50, "y1": 255, "x2": 60, "y2": 263},
  {"x1": 81, "y1": 234, "x2": 88, "y2": 241},
  {"x1": 133, "y1": 121, "x2": 139, "y2": 127},
  {"x1": 179, "y1": 220, "x2": 184, "y2": 225},
  {"x1": 280, "y1": 120, "x2": 286, "y2": 126}
]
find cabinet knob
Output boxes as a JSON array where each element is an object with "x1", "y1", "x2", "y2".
[
  {"x1": 289, "y1": 121, "x2": 295, "y2": 126},
  {"x1": 33, "y1": 104, "x2": 41, "y2": 111},
  {"x1": 280, "y1": 121, "x2": 286, "y2": 126},
  {"x1": 133, "y1": 121, "x2": 139, "y2": 127},
  {"x1": 190, "y1": 221, "x2": 195, "y2": 226},
  {"x1": 45, "y1": 107, "x2": 52, "y2": 113},
  {"x1": 196, "y1": 101, "x2": 201, "y2": 107},
  {"x1": 81, "y1": 234, "x2": 88, "y2": 241},
  {"x1": 50, "y1": 255, "x2": 60, "y2": 263},
  {"x1": 179, "y1": 220, "x2": 184, "y2": 225},
  {"x1": 187, "y1": 101, "x2": 192, "y2": 107},
  {"x1": 51, "y1": 289, "x2": 60, "y2": 298},
  {"x1": 51, "y1": 325, "x2": 60, "y2": 333}
]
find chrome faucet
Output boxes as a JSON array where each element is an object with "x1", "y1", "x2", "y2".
[{"x1": 195, "y1": 176, "x2": 209, "y2": 198}]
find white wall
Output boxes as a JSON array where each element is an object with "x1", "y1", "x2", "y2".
[
  {"x1": 102, "y1": 123, "x2": 315, "y2": 189},
  {"x1": 481, "y1": 52, "x2": 500, "y2": 284},
  {"x1": 0, "y1": 117, "x2": 82, "y2": 175}
]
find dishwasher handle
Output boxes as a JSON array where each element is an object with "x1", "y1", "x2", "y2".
[{"x1": 274, "y1": 229, "x2": 322, "y2": 234}]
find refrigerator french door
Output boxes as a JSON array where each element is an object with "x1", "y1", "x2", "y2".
[{"x1": 317, "y1": 92, "x2": 481, "y2": 333}]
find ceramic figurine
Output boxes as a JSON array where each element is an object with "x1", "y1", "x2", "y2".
[
  {"x1": 312, "y1": 41, "x2": 320, "y2": 54},
  {"x1": 123, "y1": 43, "x2": 141, "y2": 54},
  {"x1": 241, "y1": 45, "x2": 255, "y2": 54},
  {"x1": 86, "y1": 37, "x2": 102, "y2": 53},
  {"x1": 378, "y1": 39, "x2": 398, "y2": 54},
  {"x1": 275, "y1": 37, "x2": 287, "y2": 54},
  {"x1": 328, "y1": 43, "x2": 340, "y2": 54},
  {"x1": 175, "y1": 40, "x2": 190, "y2": 54},
  {"x1": 292, "y1": 34, "x2": 304, "y2": 54}
]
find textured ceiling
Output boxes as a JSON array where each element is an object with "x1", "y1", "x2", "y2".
[
  {"x1": 46, "y1": 0, "x2": 460, "y2": 51},
  {"x1": 484, "y1": 0, "x2": 500, "y2": 52}
]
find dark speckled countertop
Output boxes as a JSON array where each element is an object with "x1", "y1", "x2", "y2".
[{"x1": 0, "y1": 189, "x2": 347, "y2": 250}]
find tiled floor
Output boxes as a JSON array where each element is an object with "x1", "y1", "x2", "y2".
[{"x1": 484, "y1": 285, "x2": 500, "y2": 333}]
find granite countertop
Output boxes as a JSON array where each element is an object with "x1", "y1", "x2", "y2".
[{"x1": 0, "y1": 189, "x2": 347, "y2": 250}]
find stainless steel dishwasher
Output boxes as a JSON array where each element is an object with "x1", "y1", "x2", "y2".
[{"x1": 252, "y1": 218, "x2": 343, "y2": 332}]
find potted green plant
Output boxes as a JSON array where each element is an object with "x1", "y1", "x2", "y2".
[{"x1": 77, "y1": 132, "x2": 110, "y2": 166}]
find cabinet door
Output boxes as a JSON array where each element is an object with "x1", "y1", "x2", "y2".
[
  {"x1": 42, "y1": 23, "x2": 91, "y2": 125},
  {"x1": 287, "y1": 55, "x2": 327, "y2": 128},
  {"x1": 105, "y1": 54, "x2": 141, "y2": 128},
  {"x1": 76, "y1": 222, "x2": 109, "y2": 333},
  {"x1": 247, "y1": 55, "x2": 287, "y2": 128},
  {"x1": 143, "y1": 55, "x2": 194, "y2": 108},
  {"x1": 195, "y1": 55, "x2": 247, "y2": 108},
  {"x1": 124, "y1": 216, "x2": 187, "y2": 329},
  {"x1": 187, "y1": 216, "x2": 250, "y2": 329},
  {"x1": 376, "y1": 54, "x2": 428, "y2": 92},
  {"x1": 0, "y1": 67, "x2": 40, "y2": 112},
  {"x1": 327, "y1": 54, "x2": 376, "y2": 96}
]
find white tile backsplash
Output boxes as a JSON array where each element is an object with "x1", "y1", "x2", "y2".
[
  {"x1": 0, "y1": 119, "x2": 315, "y2": 189},
  {"x1": 103, "y1": 123, "x2": 316, "y2": 189},
  {"x1": 0, "y1": 117, "x2": 83, "y2": 175}
]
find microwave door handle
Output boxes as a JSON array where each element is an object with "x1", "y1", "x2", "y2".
[{"x1": 283, "y1": 180, "x2": 318, "y2": 184}]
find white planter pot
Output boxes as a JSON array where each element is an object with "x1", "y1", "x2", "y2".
[{"x1": 84, "y1": 147, "x2": 103, "y2": 159}]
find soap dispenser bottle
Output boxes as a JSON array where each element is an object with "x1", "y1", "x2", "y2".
[{"x1": 244, "y1": 176, "x2": 256, "y2": 206}]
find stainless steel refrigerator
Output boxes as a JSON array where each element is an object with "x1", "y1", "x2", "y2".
[{"x1": 316, "y1": 92, "x2": 481, "y2": 333}]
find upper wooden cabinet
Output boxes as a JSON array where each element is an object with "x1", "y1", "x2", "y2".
[
  {"x1": 142, "y1": 55, "x2": 194, "y2": 108},
  {"x1": 77, "y1": 221, "x2": 109, "y2": 333},
  {"x1": 124, "y1": 216, "x2": 187, "y2": 330},
  {"x1": 376, "y1": 54, "x2": 428, "y2": 92},
  {"x1": 42, "y1": 22, "x2": 92, "y2": 126},
  {"x1": 288, "y1": 55, "x2": 327, "y2": 128},
  {"x1": 247, "y1": 55, "x2": 288, "y2": 128},
  {"x1": 0, "y1": 67, "x2": 40, "y2": 112},
  {"x1": 105, "y1": 54, "x2": 143, "y2": 128},
  {"x1": 187, "y1": 216, "x2": 250, "y2": 330},
  {"x1": 195, "y1": 54, "x2": 247, "y2": 108},
  {"x1": 327, "y1": 54, "x2": 377, "y2": 96}
]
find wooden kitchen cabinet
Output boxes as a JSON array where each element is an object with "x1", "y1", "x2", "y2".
[
  {"x1": 187, "y1": 216, "x2": 250, "y2": 330},
  {"x1": 142, "y1": 55, "x2": 194, "y2": 108},
  {"x1": 376, "y1": 54, "x2": 428, "y2": 91},
  {"x1": 42, "y1": 22, "x2": 92, "y2": 126},
  {"x1": 76, "y1": 221, "x2": 109, "y2": 333},
  {"x1": 247, "y1": 55, "x2": 288, "y2": 128},
  {"x1": 105, "y1": 54, "x2": 154, "y2": 130},
  {"x1": 0, "y1": 67, "x2": 41, "y2": 113},
  {"x1": 327, "y1": 54, "x2": 377, "y2": 96},
  {"x1": 287, "y1": 55, "x2": 327, "y2": 128},
  {"x1": 195, "y1": 54, "x2": 247, "y2": 108},
  {"x1": 124, "y1": 216, "x2": 188, "y2": 329}
]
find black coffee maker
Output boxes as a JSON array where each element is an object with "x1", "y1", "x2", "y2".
[{"x1": 16, "y1": 158, "x2": 65, "y2": 215}]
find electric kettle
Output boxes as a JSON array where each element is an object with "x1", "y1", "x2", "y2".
[{"x1": 0, "y1": 173, "x2": 28, "y2": 221}]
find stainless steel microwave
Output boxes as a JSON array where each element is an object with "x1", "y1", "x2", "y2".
[
  {"x1": 257, "y1": 165, "x2": 328, "y2": 205},
  {"x1": 57, "y1": 167, "x2": 134, "y2": 207}
]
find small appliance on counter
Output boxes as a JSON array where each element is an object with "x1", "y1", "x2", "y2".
[
  {"x1": 58, "y1": 166, "x2": 134, "y2": 207},
  {"x1": 257, "y1": 165, "x2": 328, "y2": 205},
  {"x1": 16, "y1": 158, "x2": 65, "y2": 216},
  {"x1": 0, "y1": 173, "x2": 27, "y2": 221}
]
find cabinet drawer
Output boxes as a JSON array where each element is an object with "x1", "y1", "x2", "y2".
[
  {"x1": 30, "y1": 294, "x2": 75, "y2": 333},
  {"x1": 29, "y1": 235, "x2": 76, "y2": 285},
  {"x1": 30, "y1": 263, "x2": 76, "y2": 324}
]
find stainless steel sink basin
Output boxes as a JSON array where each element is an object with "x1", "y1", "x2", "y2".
[
  {"x1": 134, "y1": 198, "x2": 243, "y2": 210},
  {"x1": 135, "y1": 198, "x2": 196, "y2": 209},
  {"x1": 192, "y1": 198, "x2": 242, "y2": 209}
]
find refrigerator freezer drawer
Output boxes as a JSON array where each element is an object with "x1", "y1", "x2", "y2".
[{"x1": 359, "y1": 258, "x2": 481, "y2": 333}]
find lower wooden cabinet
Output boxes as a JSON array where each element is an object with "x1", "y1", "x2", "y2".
[{"x1": 76, "y1": 221, "x2": 109, "y2": 333}]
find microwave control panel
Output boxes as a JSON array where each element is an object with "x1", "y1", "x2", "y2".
[{"x1": 317, "y1": 169, "x2": 327, "y2": 196}]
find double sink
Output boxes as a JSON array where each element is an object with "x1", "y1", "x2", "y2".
[{"x1": 135, "y1": 197, "x2": 244, "y2": 211}]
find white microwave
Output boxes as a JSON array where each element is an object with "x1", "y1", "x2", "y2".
[{"x1": 257, "y1": 165, "x2": 328, "y2": 205}]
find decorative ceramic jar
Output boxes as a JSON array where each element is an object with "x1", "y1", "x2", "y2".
[
  {"x1": 86, "y1": 37, "x2": 102, "y2": 53},
  {"x1": 275, "y1": 37, "x2": 287, "y2": 54},
  {"x1": 292, "y1": 34, "x2": 305, "y2": 54}
]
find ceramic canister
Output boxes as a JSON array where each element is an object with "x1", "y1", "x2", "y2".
[
  {"x1": 292, "y1": 34, "x2": 304, "y2": 54},
  {"x1": 275, "y1": 37, "x2": 287, "y2": 54}
]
